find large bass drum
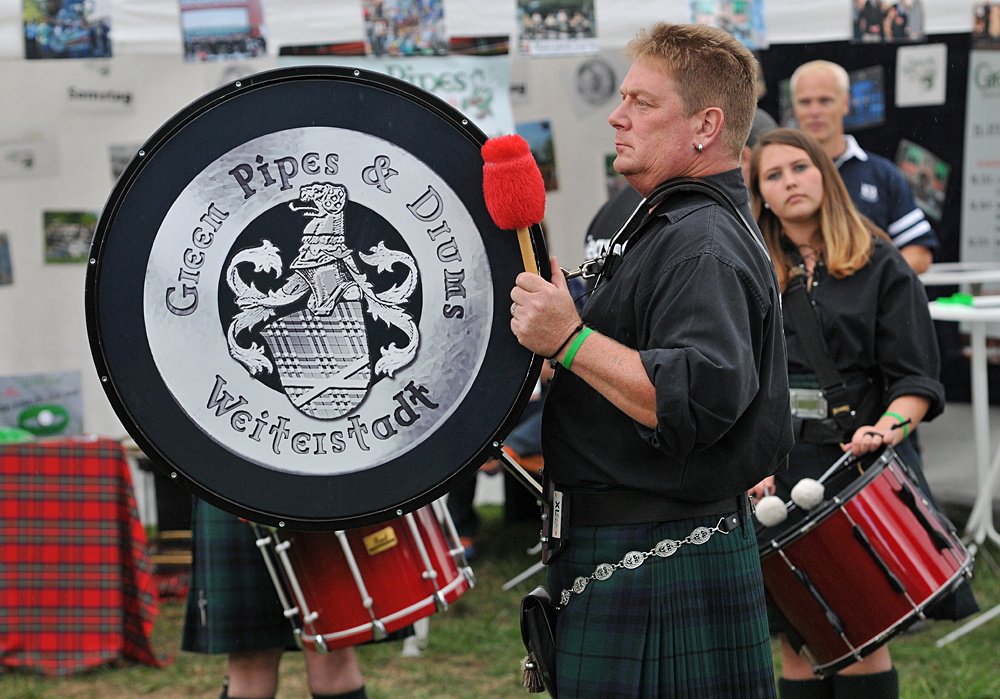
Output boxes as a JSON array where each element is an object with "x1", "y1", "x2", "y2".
[{"x1": 86, "y1": 66, "x2": 546, "y2": 529}]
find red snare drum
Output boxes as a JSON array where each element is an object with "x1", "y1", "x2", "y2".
[
  {"x1": 253, "y1": 500, "x2": 474, "y2": 650},
  {"x1": 759, "y1": 446, "x2": 973, "y2": 676}
]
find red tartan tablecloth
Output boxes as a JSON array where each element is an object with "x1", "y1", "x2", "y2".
[{"x1": 0, "y1": 437, "x2": 162, "y2": 676}]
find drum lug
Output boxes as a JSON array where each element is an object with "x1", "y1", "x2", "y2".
[
  {"x1": 462, "y1": 566, "x2": 477, "y2": 588},
  {"x1": 293, "y1": 629, "x2": 305, "y2": 650},
  {"x1": 313, "y1": 634, "x2": 330, "y2": 654},
  {"x1": 434, "y1": 590, "x2": 449, "y2": 613},
  {"x1": 450, "y1": 546, "x2": 471, "y2": 568},
  {"x1": 371, "y1": 619, "x2": 389, "y2": 642}
]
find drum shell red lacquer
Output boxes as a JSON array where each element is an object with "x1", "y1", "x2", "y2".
[
  {"x1": 759, "y1": 448, "x2": 972, "y2": 675},
  {"x1": 265, "y1": 505, "x2": 472, "y2": 650}
]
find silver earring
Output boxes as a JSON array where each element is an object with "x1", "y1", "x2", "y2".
[
  {"x1": 764, "y1": 201, "x2": 771, "y2": 209},
  {"x1": 696, "y1": 143, "x2": 704, "y2": 153}
]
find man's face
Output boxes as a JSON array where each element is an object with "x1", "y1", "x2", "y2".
[
  {"x1": 608, "y1": 59, "x2": 700, "y2": 196},
  {"x1": 792, "y1": 68, "x2": 850, "y2": 150}
]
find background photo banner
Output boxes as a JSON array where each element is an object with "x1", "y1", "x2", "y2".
[{"x1": 276, "y1": 53, "x2": 515, "y2": 137}]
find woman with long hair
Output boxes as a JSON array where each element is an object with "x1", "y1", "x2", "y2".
[{"x1": 748, "y1": 128, "x2": 945, "y2": 699}]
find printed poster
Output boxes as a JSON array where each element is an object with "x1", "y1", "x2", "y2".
[
  {"x1": 0, "y1": 124, "x2": 58, "y2": 179},
  {"x1": 895, "y1": 139, "x2": 950, "y2": 222},
  {"x1": 517, "y1": 0, "x2": 597, "y2": 57},
  {"x1": 0, "y1": 233, "x2": 12, "y2": 286},
  {"x1": 690, "y1": 0, "x2": 768, "y2": 49},
  {"x1": 277, "y1": 53, "x2": 515, "y2": 138},
  {"x1": 895, "y1": 43, "x2": 947, "y2": 107},
  {"x1": 0, "y1": 371, "x2": 84, "y2": 436},
  {"x1": 844, "y1": 65, "x2": 885, "y2": 131},
  {"x1": 974, "y1": 2, "x2": 1000, "y2": 51},
  {"x1": 43, "y1": 210, "x2": 98, "y2": 263},
  {"x1": 852, "y1": 0, "x2": 925, "y2": 43},
  {"x1": 180, "y1": 0, "x2": 267, "y2": 61},
  {"x1": 362, "y1": 0, "x2": 447, "y2": 56},
  {"x1": 110, "y1": 143, "x2": 141, "y2": 180},
  {"x1": 961, "y1": 51, "x2": 1000, "y2": 261},
  {"x1": 516, "y1": 120, "x2": 558, "y2": 192},
  {"x1": 23, "y1": 0, "x2": 112, "y2": 59}
]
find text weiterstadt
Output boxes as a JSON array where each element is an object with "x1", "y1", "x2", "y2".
[{"x1": 206, "y1": 374, "x2": 440, "y2": 456}]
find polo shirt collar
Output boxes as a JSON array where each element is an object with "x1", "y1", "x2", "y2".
[{"x1": 834, "y1": 134, "x2": 869, "y2": 167}]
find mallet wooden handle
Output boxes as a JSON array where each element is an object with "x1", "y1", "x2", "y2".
[{"x1": 517, "y1": 227, "x2": 538, "y2": 275}]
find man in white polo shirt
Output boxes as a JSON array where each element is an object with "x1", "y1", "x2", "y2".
[{"x1": 791, "y1": 59, "x2": 938, "y2": 273}]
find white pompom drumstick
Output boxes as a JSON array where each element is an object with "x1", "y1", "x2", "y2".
[
  {"x1": 754, "y1": 495, "x2": 788, "y2": 527},
  {"x1": 790, "y1": 478, "x2": 825, "y2": 511}
]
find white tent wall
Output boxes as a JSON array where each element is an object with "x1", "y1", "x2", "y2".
[{"x1": 0, "y1": 0, "x2": 978, "y2": 437}]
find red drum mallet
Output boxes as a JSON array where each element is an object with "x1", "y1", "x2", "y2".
[{"x1": 481, "y1": 134, "x2": 546, "y2": 275}]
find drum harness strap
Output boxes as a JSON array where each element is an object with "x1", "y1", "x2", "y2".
[
  {"x1": 783, "y1": 273, "x2": 877, "y2": 443},
  {"x1": 563, "y1": 176, "x2": 768, "y2": 284}
]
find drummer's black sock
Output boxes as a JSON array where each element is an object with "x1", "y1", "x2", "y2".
[
  {"x1": 312, "y1": 688, "x2": 367, "y2": 699},
  {"x1": 832, "y1": 668, "x2": 898, "y2": 699},
  {"x1": 778, "y1": 677, "x2": 834, "y2": 699}
]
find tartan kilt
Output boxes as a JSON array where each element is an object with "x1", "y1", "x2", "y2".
[
  {"x1": 182, "y1": 499, "x2": 298, "y2": 654},
  {"x1": 547, "y1": 514, "x2": 776, "y2": 699}
]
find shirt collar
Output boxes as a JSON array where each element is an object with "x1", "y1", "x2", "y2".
[
  {"x1": 834, "y1": 134, "x2": 869, "y2": 167},
  {"x1": 653, "y1": 168, "x2": 751, "y2": 225}
]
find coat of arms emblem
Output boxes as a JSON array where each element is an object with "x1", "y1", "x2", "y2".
[{"x1": 224, "y1": 181, "x2": 418, "y2": 419}]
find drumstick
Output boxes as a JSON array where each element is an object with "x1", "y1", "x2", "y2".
[{"x1": 481, "y1": 134, "x2": 545, "y2": 275}]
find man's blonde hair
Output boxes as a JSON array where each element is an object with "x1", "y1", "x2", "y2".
[
  {"x1": 790, "y1": 60, "x2": 851, "y2": 97},
  {"x1": 626, "y1": 23, "x2": 758, "y2": 159}
]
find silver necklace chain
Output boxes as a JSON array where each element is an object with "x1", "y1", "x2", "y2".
[{"x1": 558, "y1": 518, "x2": 731, "y2": 608}]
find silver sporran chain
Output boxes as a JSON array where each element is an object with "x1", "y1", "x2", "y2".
[{"x1": 558, "y1": 518, "x2": 730, "y2": 607}]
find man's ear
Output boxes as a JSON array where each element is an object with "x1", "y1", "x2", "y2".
[
  {"x1": 838, "y1": 91, "x2": 851, "y2": 119},
  {"x1": 694, "y1": 106, "x2": 725, "y2": 148}
]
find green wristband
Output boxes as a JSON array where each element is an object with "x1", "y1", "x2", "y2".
[
  {"x1": 561, "y1": 327, "x2": 594, "y2": 370},
  {"x1": 882, "y1": 411, "x2": 908, "y2": 439}
]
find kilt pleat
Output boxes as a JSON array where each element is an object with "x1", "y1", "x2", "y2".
[
  {"x1": 548, "y1": 515, "x2": 776, "y2": 699},
  {"x1": 181, "y1": 500, "x2": 298, "y2": 654}
]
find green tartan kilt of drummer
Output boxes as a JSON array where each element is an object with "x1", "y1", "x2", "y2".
[
  {"x1": 547, "y1": 515, "x2": 776, "y2": 699},
  {"x1": 182, "y1": 499, "x2": 298, "y2": 654}
]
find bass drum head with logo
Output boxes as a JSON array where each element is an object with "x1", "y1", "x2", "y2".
[{"x1": 86, "y1": 66, "x2": 546, "y2": 530}]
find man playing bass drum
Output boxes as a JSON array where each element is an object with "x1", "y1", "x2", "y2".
[{"x1": 510, "y1": 23, "x2": 792, "y2": 699}]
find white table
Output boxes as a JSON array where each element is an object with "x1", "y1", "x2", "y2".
[
  {"x1": 921, "y1": 263, "x2": 1000, "y2": 552},
  {"x1": 927, "y1": 299, "x2": 1000, "y2": 646},
  {"x1": 926, "y1": 300, "x2": 1000, "y2": 552},
  {"x1": 921, "y1": 264, "x2": 1000, "y2": 645},
  {"x1": 919, "y1": 262, "x2": 1000, "y2": 288}
]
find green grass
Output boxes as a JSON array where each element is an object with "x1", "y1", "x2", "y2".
[{"x1": 2, "y1": 505, "x2": 1000, "y2": 698}]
